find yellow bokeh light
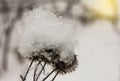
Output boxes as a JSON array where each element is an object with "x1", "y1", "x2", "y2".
[{"x1": 81, "y1": 0, "x2": 118, "y2": 23}]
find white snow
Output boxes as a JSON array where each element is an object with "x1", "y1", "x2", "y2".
[{"x1": 16, "y1": 7, "x2": 78, "y2": 65}]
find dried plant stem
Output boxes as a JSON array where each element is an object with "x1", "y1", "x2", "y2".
[
  {"x1": 35, "y1": 61, "x2": 47, "y2": 81},
  {"x1": 51, "y1": 71, "x2": 59, "y2": 81},
  {"x1": 33, "y1": 61, "x2": 41, "y2": 81},
  {"x1": 42, "y1": 68, "x2": 56, "y2": 81},
  {"x1": 39, "y1": 63, "x2": 46, "y2": 75},
  {"x1": 20, "y1": 58, "x2": 34, "y2": 81}
]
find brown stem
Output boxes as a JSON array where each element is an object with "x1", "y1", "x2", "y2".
[
  {"x1": 33, "y1": 61, "x2": 41, "y2": 81},
  {"x1": 42, "y1": 69, "x2": 57, "y2": 81},
  {"x1": 20, "y1": 58, "x2": 34, "y2": 81},
  {"x1": 35, "y1": 61, "x2": 47, "y2": 81},
  {"x1": 51, "y1": 71, "x2": 59, "y2": 81}
]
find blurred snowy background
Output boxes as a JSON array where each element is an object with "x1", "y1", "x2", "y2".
[{"x1": 0, "y1": 0, "x2": 120, "y2": 81}]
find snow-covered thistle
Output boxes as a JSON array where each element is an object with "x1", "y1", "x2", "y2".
[{"x1": 16, "y1": 7, "x2": 78, "y2": 81}]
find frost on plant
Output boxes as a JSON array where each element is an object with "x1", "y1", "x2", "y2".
[{"x1": 16, "y1": 7, "x2": 78, "y2": 81}]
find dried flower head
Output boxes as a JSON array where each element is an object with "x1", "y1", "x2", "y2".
[
  {"x1": 16, "y1": 7, "x2": 78, "y2": 81},
  {"x1": 52, "y1": 55, "x2": 78, "y2": 74}
]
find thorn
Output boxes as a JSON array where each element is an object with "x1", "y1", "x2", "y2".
[{"x1": 20, "y1": 75, "x2": 24, "y2": 81}]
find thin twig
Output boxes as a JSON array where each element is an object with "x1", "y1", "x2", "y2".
[
  {"x1": 35, "y1": 61, "x2": 47, "y2": 81},
  {"x1": 20, "y1": 58, "x2": 34, "y2": 81},
  {"x1": 33, "y1": 61, "x2": 41, "y2": 81},
  {"x1": 20, "y1": 75, "x2": 24, "y2": 81},
  {"x1": 40, "y1": 63, "x2": 46, "y2": 75},
  {"x1": 51, "y1": 71, "x2": 59, "y2": 81},
  {"x1": 42, "y1": 69, "x2": 56, "y2": 81}
]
